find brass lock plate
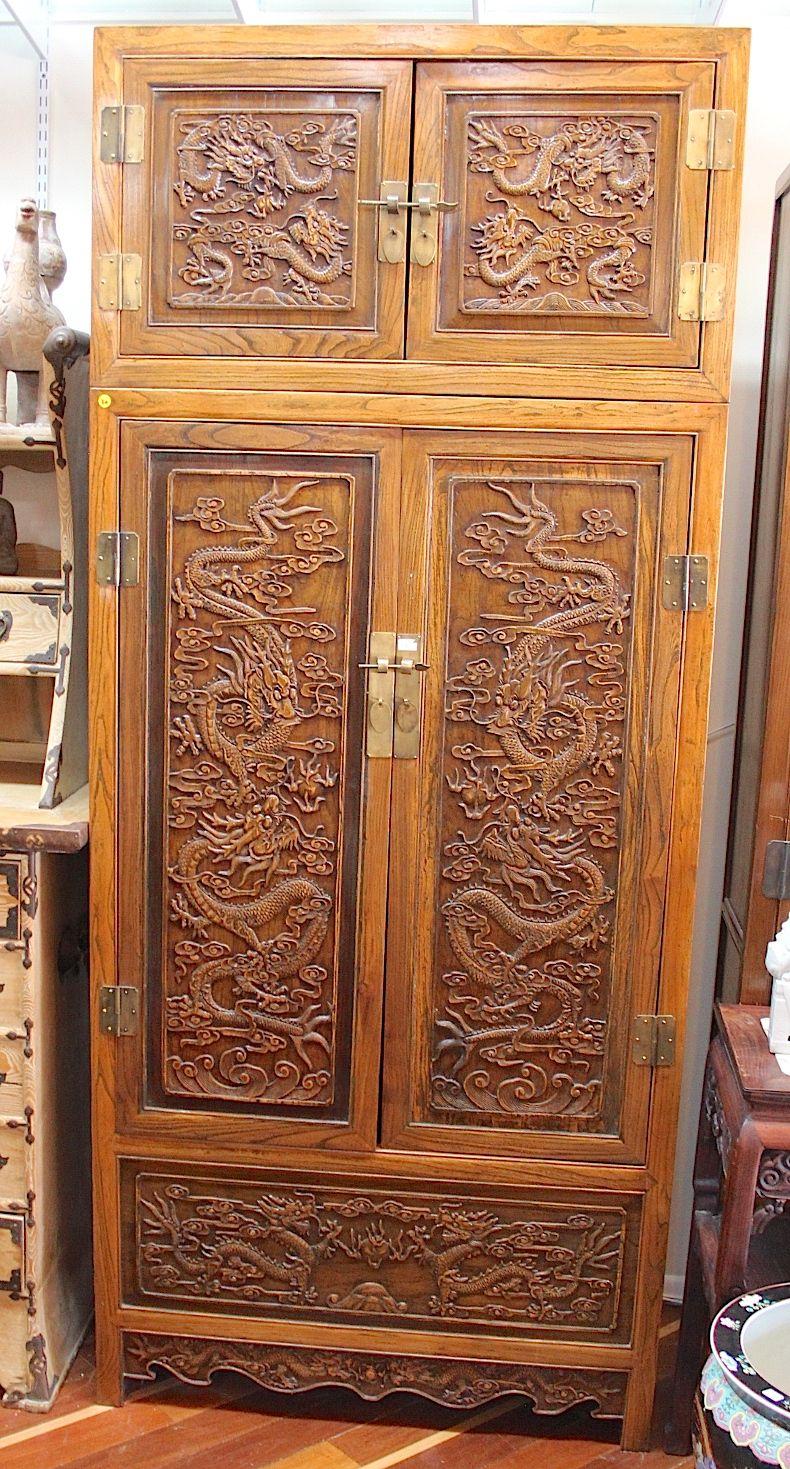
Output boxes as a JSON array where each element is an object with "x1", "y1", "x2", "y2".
[
  {"x1": 393, "y1": 633, "x2": 423, "y2": 759},
  {"x1": 364, "y1": 631, "x2": 396, "y2": 758}
]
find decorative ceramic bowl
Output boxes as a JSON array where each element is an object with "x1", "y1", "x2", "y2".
[{"x1": 693, "y1": 1285, "x2": 790, "y2": 1467}]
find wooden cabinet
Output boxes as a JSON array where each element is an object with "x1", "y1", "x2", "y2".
[
  {"x1": 0, "y1": 814, "x2": 91, "y2": 1410},
  {"x1": 89, "y1": 24, "x2": 747, "y2": 1454}
]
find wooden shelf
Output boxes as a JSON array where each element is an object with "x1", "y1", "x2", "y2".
[{"x1": 0, "y1": 783, "x2": 88, "y2": 852}]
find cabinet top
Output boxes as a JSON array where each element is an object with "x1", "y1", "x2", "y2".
[{"x1": 94, "y1": 23, "x2": 749, "y2": 64}]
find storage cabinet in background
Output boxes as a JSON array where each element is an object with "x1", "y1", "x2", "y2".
[{"x1": 89, "y1": 24, "x2": 748, "y2": 1452}]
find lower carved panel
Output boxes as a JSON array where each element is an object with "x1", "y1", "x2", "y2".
[
  {"x1": 126, "y1": 1167, "x2": 639, "y2": 1342},
  {"x1": 122, "y1": 1331, "x2": 627, "y2": 1416}
]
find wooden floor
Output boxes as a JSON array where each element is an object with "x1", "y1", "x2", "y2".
[{"x1": 0, "y1": 1317, "x2": 688, "y2": 1469}]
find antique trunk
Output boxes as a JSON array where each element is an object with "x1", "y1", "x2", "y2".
[{"x1": 89, "y1": 24, "x2": 748, "y2": 1450}]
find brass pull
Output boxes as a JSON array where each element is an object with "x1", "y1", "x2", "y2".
[{"x1": 410, "y1": 183, "x2": 457, "y2": 267}]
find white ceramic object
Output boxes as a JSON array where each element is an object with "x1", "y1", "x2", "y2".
[
  {"x1": 767, "y1": 917, "x2": 790, "y2": 1057},
  {"x1": 0, "y1": 199, "x2": 64, "y2": 432}
]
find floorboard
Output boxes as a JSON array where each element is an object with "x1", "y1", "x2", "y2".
[{"x1": 0, "y1": 1314, "x2": 691, "y2": 1468}]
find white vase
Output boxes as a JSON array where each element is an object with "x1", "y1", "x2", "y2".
[{"x1": 38, "y1": 209, "x2": 67, "y2": 295}]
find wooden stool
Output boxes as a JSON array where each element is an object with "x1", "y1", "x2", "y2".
[{"x1": 665, "y1": 1003, "x2": 790, "y2": 1453}]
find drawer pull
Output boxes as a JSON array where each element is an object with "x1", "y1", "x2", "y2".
[{"x1": 0, "y1": 611, "x2": 12, "y2": 643}]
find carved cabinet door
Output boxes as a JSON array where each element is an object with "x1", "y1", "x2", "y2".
[
  {"x1": 406, "y1": 61, "x2": 714, "y2": 369},
  {"x1": 381, "y1": 429, "x2": 693, "y2": 1164},
  {"x1": 114, "y1": 420, "x2": 401, "y2": 1152},
  {"x1": 113, "y1": 59, "x2": 412, "y2": 360}
]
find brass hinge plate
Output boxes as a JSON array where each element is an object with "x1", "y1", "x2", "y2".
[
  {"x1": 632, "y1": 1014, "x2": 677, "y2": 1068},
  {"x1": 678, "y1": 261, "x2": 726, "y2": 322},
  {"x1": 763, "y1": 840, "x2": 790, "y2": 901},
  {"x1": 686, "y1": 109, "x2": 736, "y2": 171},
  {"x1": 662, "y1": 554, "x2": 709, "y2": 612},
  {"x1": 99, "y1": 985, "x2": 139, "y2": 1037},
  {"x1": 359, "y1": 180, "x2": 407, "y2": 263},
  {"x1": 100, "y1": 104, "x2": 145, "y2": 163},
  {"x1": 97, "y1": 253, "x2": 142, "y2": 311},
  {"x1": 96, "y1": 531, "x2": 139, "y2": 588}
]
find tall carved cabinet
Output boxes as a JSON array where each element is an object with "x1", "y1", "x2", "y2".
[{"x1": 89, "y1": 26, "x2": 748, "y2": 1449}]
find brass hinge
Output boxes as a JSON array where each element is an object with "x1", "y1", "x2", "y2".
[
  {"x1": 632, "y1": 1014, "x2": 677, "y2": 1068},
  {"x1": 97, "y1": 253, "x2": 142, "y2": 311},
  {"x1": 686, "y1": 109, "x2": 736, "y2": 171},
  {"x1": 763, "y1": 840, "x2": 790, "y2": 900},
  {"x1": 662, "y1": 554, "x2": 709, "y2": 611},
  {"x1": 678, "y1": 261, "x2": 726, "y2": 322},
  {"x1": 99, "y1": 985, "x2": 139, "y2": 1037},
  {"x1": 100, "y1": 104, "x2": 145, "y2": 163},
  {"x1": 96, "y1": 531, "x2": 139, "y2": 588}
]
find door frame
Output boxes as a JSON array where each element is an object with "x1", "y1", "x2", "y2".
[{"x1": 97, "y1": 414, "x2": 402, "y2": 1155}]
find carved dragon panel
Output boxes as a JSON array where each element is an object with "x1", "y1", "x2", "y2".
[
  {"x1": 168, "y1": 107, "x2": 359, "y2": 309},
  {"x1": 133, "y1": 1171, "x2": 632, "y2": 1339},
  {"x1": 431, "y1": 473, "x2": 637, "y2": 1124},
  {"x1": 462, "y1": 111, "x2": 657, "y2": 317},
  {"x1": 160, "y1": 466, "x2": 358, "y2": 1111},
  {"x1": 123, "y1": 1331, "x2": 628, "y2": 1415}
]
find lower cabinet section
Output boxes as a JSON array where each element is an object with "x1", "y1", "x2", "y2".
[
  {"x1": 121, "y1": 1162, "x2": 642, "y2": 1347},
  {"x1": 123, "y1": 1331, "x2": 629, "y2": 1416}
]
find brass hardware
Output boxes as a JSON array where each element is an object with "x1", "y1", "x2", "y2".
[
  {"x1": 410, "y1": 184, "x2": 458, "y2": 267},
  {"x1": 361, "y1": 633, "x2": 428, "y2": 758},
  {"x1": 632, "y1": 1014, "x2": 677, "y2": 1068},
  {"x1": 97, "y1": 392, "x2": 112, "y2": 409},
  {"x1": 99, "y1": 984, "x2": 139, "y2": 1037},
  {"x1": 662, "y1": 554, "x2": 709, "y2": 612},
  {"x1": 394, "y1": 633, "x2": 426, "y2": 759},
  {"x1": 97, "y1": 253, "x2": 142, "y2": 311},
  {"x1": 96, "y1": 531, "x2": 139, "y2": 588},
  {"x1": 763, "y1": 840, "x2": 790, "y2": 901},
  {"x1": 100, "y1": 104, "x2": 145, "y2": 164},
  {"x1": 362, "y1": 631, "x2": 397, "y2": 758},
  {"x1": 686, "y1": 109, "x2": 735, "y2": 171},
  {"x1": 678, "y1": 261, "x2": 725, "y2": 322},
  {"x1": 359, "y1": 180, "x2": 407, "y2": 263}
]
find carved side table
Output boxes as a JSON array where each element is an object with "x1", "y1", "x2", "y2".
[
  {"x1": 665, "y1": 1003, "x2": 790, "y2": 1453},
  {"x1": 0, "y1": 788, "x2": 91, "y2": 1409}
]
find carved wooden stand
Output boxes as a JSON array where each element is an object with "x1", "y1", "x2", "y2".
[
  {"x1": 88, "y1": 24, "x2": 748, "y2": 1452},
  {"x1": 665, "y1": 1004, "x2": 790, "y2": 1453}
]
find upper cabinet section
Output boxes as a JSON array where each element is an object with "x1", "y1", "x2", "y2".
[
  {"x1": 92, "y1": 25, "x2": 748, "y2": 398},
  {"x1": 408, "y1": 60, "x2": 712, "y2": 370}
]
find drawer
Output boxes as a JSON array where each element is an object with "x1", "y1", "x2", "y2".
[
  {"x1": 0, "y1": 592, "x2": 61, "y2": 666},
  {"x1": 0, "y1": 1119, "x2": 29, "y2": 1205},
  {"x1": 0, "y1": 1210, "x2": 25, "y2": 1296},
  {"x1": 0, "y1": 948, "x2": 26, "y2": 1027},
  {"x1": 0, "y1": 1293, "x2": 29, "y2": 1400},
  {"x1": 124, "y1": 1164, "x2": 642, "y2": 1344},
  {"x1": 0, "y1": 1033, "x2": 26, "y2": 1108}
]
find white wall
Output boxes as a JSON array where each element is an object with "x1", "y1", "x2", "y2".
[{"x1": 1, "y1": 6, "x2": 787, "y2": 1296}]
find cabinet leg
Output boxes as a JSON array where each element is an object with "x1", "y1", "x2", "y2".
[
  {"x1": 95, "y1": 1325, "x2": 124, "y2": 1407},
  {"x1": 664, "y1": 1224, "x2": 708, "y2": 1455}
]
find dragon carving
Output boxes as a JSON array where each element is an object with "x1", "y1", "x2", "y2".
[
  {"x1": 137, "y1": 1178, "x2": 626, "y2": 1332},
  {"x1": 433, "y1": 476, "x2": 633, "y2": 1120},
  {"x1": 170, "y1": 110, "x2": 358, "y2": 307},
  {"x1": 163, "y1": 472, "x2": 350, "y2": 1107},
  {"x1": 464, "y1": 112, "x2": 656, "y2": 314}
]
